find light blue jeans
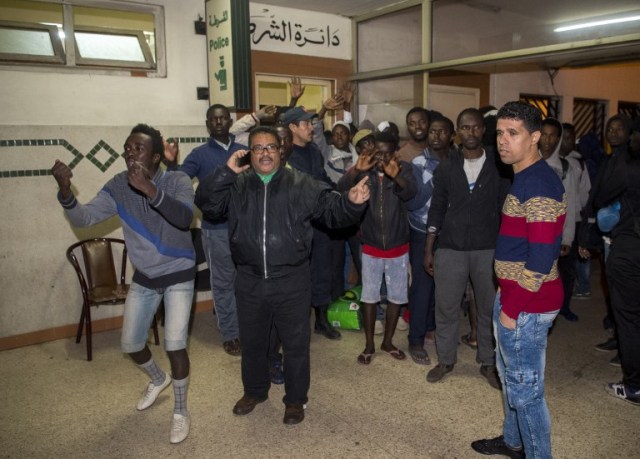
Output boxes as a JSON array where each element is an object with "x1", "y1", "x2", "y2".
[
  {"x1": 202, "y1": 228, "x2": 239, "y2": 342},
  {"x1": 121, "y1": 280, "x2": 194, "y2": 353},
  {"x1": 361, "y1": 253, "x2": 409, "y2": 304},
  {"x1": 494, "y1": 292, "x2": 558, "y2": 459}
]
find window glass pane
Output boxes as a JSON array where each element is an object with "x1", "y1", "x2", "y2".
[
  {"x1": 0, "y1": 0, "x2": 62, "y2": 24},
  {"x1": 0, "y1": 28, "x2": 54, "y2": 56},
  {"x1": 357, "y1": 6, "x2": 422, "y2": 73},
  {"x1": 74, "y1": 6, "x2": 155, "y2": 63},
  {"x1": 432, "y1": 0, "x2": 640, "y2": 62},
  {"x1": 75, "y1": 32, "x2": 145, "y2": 62}
]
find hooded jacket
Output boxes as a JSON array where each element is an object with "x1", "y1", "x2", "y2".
[{"x1": 542, "y1": 119, "x2": 578, "y2": 247}]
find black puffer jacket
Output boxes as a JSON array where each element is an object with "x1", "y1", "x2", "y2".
[
  {"x1": 195, "y1": 165, "x2": 366, "y2": 278},
  {"x1": 338, "y1": 161, "x2": 417, "y2": 250}
]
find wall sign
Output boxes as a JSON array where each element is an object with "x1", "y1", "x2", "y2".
[{"x1": 249, "y1": 3, "x2": 352, "y2": 61}]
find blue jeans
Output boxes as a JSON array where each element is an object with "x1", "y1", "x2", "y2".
[
  {"x1": 202, "y1": 228, "x2": 239, "y2": 342},
  {"x1": 494, "y1": 293, "x2": 558, "y2": 459},
  {"x1": 121, "y1": 280, "x2": 194, "y2": 353},
  {"x1": 574, "y1": 257, "x2": 591, "y2": 294}
]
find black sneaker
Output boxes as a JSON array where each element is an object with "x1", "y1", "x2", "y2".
[
  {"x1": 605, "y1": 382, "x2": 640, "y2": 406},
  {"x1": 480, "y1": 365, "x2": 501, "y2": 390},
  {"x1": 595, "y1": 337, "x2": 617, "y2": 352},
  {"x1": 471, "y1": 435, "x2": 525, "y2": 458}
]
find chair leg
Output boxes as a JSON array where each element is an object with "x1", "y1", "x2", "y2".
[
  {"x1": 85, "y1": 306, "x2": 93, "y2": 361},
  {"x1": 76, "y1": 305, "x2": 86, "y2": 344},
  {"x1": 152, "y1": 315, "x2": 160, "y2": 345}
]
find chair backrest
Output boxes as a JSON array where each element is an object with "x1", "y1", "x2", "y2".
[{"x1": 81, "y1": 239, "x2": 117, "y2": 290}]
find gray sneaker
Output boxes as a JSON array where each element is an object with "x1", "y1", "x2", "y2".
[{"x1": 426, "y1": 363, "x2": 454, "y2": 383}]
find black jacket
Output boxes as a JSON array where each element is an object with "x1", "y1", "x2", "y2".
[
  {"x1": 338, "y1": 161, "x2": 417, "y2": 250},
  {"x1": 195, "y1": 165, "x2": 366, "y2": 278},
  {"x1": 427, "y1": 148, "x2": 510, "y2": 251}
]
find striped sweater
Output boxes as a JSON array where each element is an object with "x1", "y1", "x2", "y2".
[{"x1": 495, "y1": 159, "x2": 566, "y2": 319}]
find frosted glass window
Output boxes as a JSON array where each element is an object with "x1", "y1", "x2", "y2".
[
  {"x1": 75, "y1": 32, "x2": 145, "y2": 62},
  {"x1": 0, "y1": 28, "x2": 54, "y2": 56}
]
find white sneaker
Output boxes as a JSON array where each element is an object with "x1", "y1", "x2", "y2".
[
  {"x1": 137, "y1": 373, "x2": 172, "y2": 411},
  {"x1": 396, "y1": 316, "x2": 408, "y2": 331},
  {"x1": 374, "y1": 320, "x2": 384, "y2": 335},
  {"x1": 170, "y1": 412, "x2": 191, "y2": 444}
]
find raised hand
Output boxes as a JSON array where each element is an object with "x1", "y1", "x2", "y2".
[
  {"x1": 323, "y1": 95, "x2": 345, "y2": 111},
  {"x1": 51, "y1": 159, "x2": 73, "y2": 199},
  {"x1": 289, "y1": 77, "x2": 305, "y2": 101},
  {"x1": 355, "y1": 147, "x2": 377, "y2": 172},
  {"x1": 127, "y1": 160, "x2": 156, "y2": 198},
  {"x1": 340, "y1": 82, "x2": 354, "y2": 106},
  {"x1": 227, "y1": 149, "x2": 251, "y2": 174},
  {"x1": 163, "y1": 139, "x2": 179, "y2": 165},
  {"x1": 381, "y1": 157, "x2": 400, "y2": 179},
  {"x1": 256, "y1": 104, "x2": 277, "y2": 121},
  {"x1": 348, "y1": 176, "x2": 370, "y2": 204}
]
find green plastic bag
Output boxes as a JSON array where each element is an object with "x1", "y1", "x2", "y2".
[{"x1": 327, "y1": 286, "x2": 362, "y2": 330}]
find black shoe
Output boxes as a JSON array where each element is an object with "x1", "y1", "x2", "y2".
[
  {"x1": 471, "y1": 435, "x2": 525, "y2": 458},
  {"x1": 283, "y1": 403, "x2": 305, "y2": 425},
  {"x1": 232, "y1": 395, "x2": 267, "y2": 415},
  {"x1": 314, "y1": 321, "x2": 342, "y2": 340},
  {"x1": 480, "y1": 365, "x2": 501, "y2": 390},
  {"x1": 559, "y1": 309, "x2": 579, "y2": 322},
  {"x1": 223, "y1": 338, "x2": 241, "y2": 356},
  {"x1": 609, "y1": 354, "x2": 621, "y2": 367},
  {"x1": 595, "y1": 336, "x2": 617, "y2": 352},
  {"x1": 426, "y1": 363, "x2": 454, "y2": 383}
]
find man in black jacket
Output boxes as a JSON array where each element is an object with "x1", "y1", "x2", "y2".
[
  {"x1": 425, "y1": 108, "x2": 510, "y2": 388},
  {"x1": 195, "y1": 126, "x2": 370, "y2": 425}
]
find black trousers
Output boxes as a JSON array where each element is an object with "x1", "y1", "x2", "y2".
[
  {"x1": 235, "y1": 266, "x2": 311, "y2": 405},
  {"x1": 606, "y1": 242, "x2": 640, "y2": 389},
  {"x1": 311, "y1": 225, "x2": 332, "y2": 307}
]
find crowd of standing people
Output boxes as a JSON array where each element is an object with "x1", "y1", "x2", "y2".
[{"x1": 51, "y1": 76, "x2": 640, "y2": 456}]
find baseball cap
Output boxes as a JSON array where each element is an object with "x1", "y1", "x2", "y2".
[
  {"x1": 352, "y1": 129, "x2": 373, "y2": 147},
  {"x1": 332, "y1": 121, "x2": 351, "y2": 131},
  {"x1": 283, "y1": 107, "x2": 316, "y2": 125}
]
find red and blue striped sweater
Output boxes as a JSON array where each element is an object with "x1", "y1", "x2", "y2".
[{"x1": 495, "y1": 159, "x2": 566, "y2": 319}]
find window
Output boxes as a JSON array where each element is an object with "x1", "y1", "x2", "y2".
[
  {"x1": 573, "y1": 98, "x2": 606, "y2": 144},
  {"x1": 0, "y1": 0, "x2": 165, "y2": 76},
  {"x1": 618, "y1": 101, "x2": 640, "y2": 122},
  {"x1": 520, "y1": 94, "x2": 560, "y2": 119}
]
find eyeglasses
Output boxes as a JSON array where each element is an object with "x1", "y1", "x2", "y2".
[{"x1": 251, "y1": 144, "x2": 279, "y2": 154}]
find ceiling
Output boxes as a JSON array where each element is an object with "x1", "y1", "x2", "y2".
[{"x1": 256, "y1": 0, "x2": 640, "y2": 73}]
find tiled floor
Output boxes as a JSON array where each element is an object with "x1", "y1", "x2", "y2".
[{"x1": 1, "y1": 285, "x2": 638, "y2": 458}]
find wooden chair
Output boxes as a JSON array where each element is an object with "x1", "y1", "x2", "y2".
[{"x1": 66, "y1": 238, "x2": 159, "y2": 361}]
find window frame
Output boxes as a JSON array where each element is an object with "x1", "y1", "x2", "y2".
[
  {"x1": 0, "y1": 20, "x2": 65, "y2": 65},
  {"x1": 0, "y1": 0, "x2": 166, "y2": 77},
  {"x1": 73, "y1": 25, "x2": 155, "y2": 69}
]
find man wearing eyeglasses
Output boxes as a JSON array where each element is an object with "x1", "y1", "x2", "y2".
[{"x1": 195, "y1": 126, "x2": 370, "y2": 425}]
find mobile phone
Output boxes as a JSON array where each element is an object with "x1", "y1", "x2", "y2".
[{"x1": 236, "y1": 154, "x2": 251, "y2": 168}]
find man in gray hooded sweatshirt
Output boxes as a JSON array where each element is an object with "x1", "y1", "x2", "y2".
[{"x1": 539, "y1": 117, "x2": 580, "y2": 321}]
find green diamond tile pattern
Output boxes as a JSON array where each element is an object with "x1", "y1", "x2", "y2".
[
  {"x1": 86, "y1": 140, "x2": 121, "y2": 172},
  {"x1": 0, "y1": 136, "x2": 210, "y2": 179}
]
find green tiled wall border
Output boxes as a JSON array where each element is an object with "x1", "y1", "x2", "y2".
[{"x1": 0, "y1": 137, "x2": 209, "y2": 179}]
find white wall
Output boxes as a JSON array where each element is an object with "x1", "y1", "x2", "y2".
[
  {"x1": 0, "y1": 0, "x2": 211, "y2": 339},
  {"x1": 490, "y1": 62, "x2": 640, "y2": 121}
]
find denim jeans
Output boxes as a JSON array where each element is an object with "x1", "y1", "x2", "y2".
[
  {"x1": 202, "y1": 228, "x2": 239, "y2": 342},
  {"x1": 494, "y1": 293, "x2": 558, "y2": 459},
  {"x1": 574, "y1": 257, "x2": 591, "y2": 294},
  {"x1": 408, "y1": 229, "x2": 436, "y2": 346},
  {"x1": 121, "y1": 280, "x2": 194, "y2": 353}
]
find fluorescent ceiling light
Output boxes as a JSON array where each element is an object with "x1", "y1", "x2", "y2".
[{"x1": 555, "y1": 14, "x2": 640, "y2": 32}]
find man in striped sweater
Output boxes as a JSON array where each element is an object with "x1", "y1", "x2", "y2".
[{"x1": 472, "y1": 102, "x2": 566, "y2": 459}]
